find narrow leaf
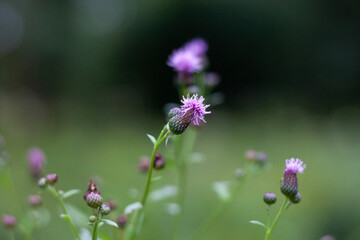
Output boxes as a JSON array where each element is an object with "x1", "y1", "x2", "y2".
[
  {"x1": 62, "y1": 189, "x2": 81, "y2": 199},
  {"x1": 146, "y1": 134, "x2": 156, "y2": 145},
  {"x1": 249, "y1": 220, "x2": 267, "y2": 229},
  {"x1": 101, "y1": 219, "x2": 119, "y2": 228},
  {"x1": 124, "y1": 202, "x2": 143, "y2": 215}
]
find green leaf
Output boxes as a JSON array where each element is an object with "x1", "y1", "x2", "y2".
[
  {"x1": 151, "y1": 176, "x2": 162, "y2": 182},
  {"x1": 98, "y1": 231, "x2": 112, "y2": 240},
  {"x1": 101, "y1": 219, "x2": 119, "y2": 228},
  {"x1": 249, "y1": 220, "x2": 267, "y2": 229},
  {"x1": 80, "y1": 228, "x2": 92, "y2": 240},
  {"x1": 62, "y1": 189, "x2": 81, "y2": 199},
  {"x1": 60, "y1": 214, "x2": 70, "y2": 221},
  {"x1": 66, "y1": 203, "x2": 88, "y2": 226},
  {"x1": 146, "y1": 134, "x2": 157, "y2": 145}
]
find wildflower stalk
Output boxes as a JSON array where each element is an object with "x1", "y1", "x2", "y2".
[
  {"x1": 8, "y1": 229, "x2": 16, "y2": 240},
  {"x1": 264, "y1": 198, "x2": 289, "y2": 240},
  {"x1": 126, "y1": 124, "x2": 171, "y2": 240},
  {"x1": 47, "y1": 185, "x2": 80, "y2": 240},
  {"x1": 92, "y1": 216, "x2": 100, "y2": 240},
  {"x1": 191, "y1": 164, "x2": 253, "y2": 240}
]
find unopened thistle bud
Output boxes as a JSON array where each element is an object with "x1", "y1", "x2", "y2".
[
  {"x1": 86, "y1": 192, "x2": 103, "y2": 208},
  {"x1": 2, "y1": 215, "x2": 17, "y2": 228},
  {"x1": 137, "y1": 157, "x2": 150, "y2": 173},
  {"x1": 116, "y1": 215, "x2": 127, "y2": 229},
  {"x1": 169, "y1": 94, "x2": 210, "y2": 135},
  {"x1": 46, "y1": 173, "x2": 58, "y2": 184},
  {"x1": 256, "y1": 152, "x2": 267, "y2": 165},
  {"x1": 100, "y1": 204, "x2": 111, "y2": 216},
  {"x1": 263, "y1": 192, "x2": 277, "y2": 205},
  {"x1": 105, "y1": 200, "x2": 117, "y2": 210},
  {"x1": 89, "y1": 215, "x2": 97, "y2": 223},
  {"x1": 280, "y1": 158, "x2": 306, "y2": 197},
  {"x1": 153, "y1": 153, "x2": 166, "y2": 170},
  {"x1": 168, "y1": 108, "x2": 181, "y2": 120},
  {"x1": 38, "y1": 177, "x2": 47, "y2": 188},
  {"x1": 27, "y1": 147, "x2": 46, "y2": 179},
  {"x1": 84, "y1": 181, "x2": 102, "y2": 208},
  {"x1": 289, "y1": 192, "x2": 301, "y2": 204},
  {"x1": 28, "y1": 195, "x2": 42, "y2": 207}
]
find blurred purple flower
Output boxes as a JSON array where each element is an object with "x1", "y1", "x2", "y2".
[
  {"x1": 184, "y1": 38, "x2": 208, "y2": 56},
  {"x1": 2, "y1": 214, "x2": 16, "y2": 228},
  {"x1": 167, "y1": 48, "x2": 203, "y2": 74},
  {"x1": 27, "y1": 147, "x2": 45, "y2": 179}
]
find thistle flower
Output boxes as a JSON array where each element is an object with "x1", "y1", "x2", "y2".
[
  {"x1": 28, "y1": 195, "x2": 42, "y2": 207},
  {"x1": 137, "y1": 157, "x2": 150, "y2": 173},
  {"x1": 153, "y1": 153, "x2": 166, "y2": 170},
  {"x1": 116, "y1": 215, "x2": 127, "y2": 229},
  {"x1": 2, "y1": 215, "x2": 16, "y2": 228},
  {"x1": 100, "y1": 204, "x2": 111, "y2": 215},
  {"x1": 105, "y1": 200, "x2": 117, "y2": 210},
  {"x1": 167, "y1": 48, "x2": 203, "y2": 74},
  {"x1": 86, "y1": 192, "x2": 103, "y2": 208},
  {"x1": 280, "y1": 158, "x2": 306, "y2": 197},
  {"x1": 83, "y1": 181, "x2": 100, "y2": 200},
  {"x1": 168, "y1": 107, "x2": 181, "y2": 120},
  {"x1": 184, "y1": 38, "x2": 208, "y2": 57},
  {"x1": 27, "y1": 147, "x2": 46, "y2": 178},
  {"x1": 45, "y1": 173, "x2": 58, "y2": 184},
  {"x1": 169, "y1": 94, "x2": 211, "y2": 135},
  {"x1": 289, "y1": 192, "x2": 302, "y2": 204},
  {"x1": 263, "y1": 192, "x2": 277, "y2": 205}
]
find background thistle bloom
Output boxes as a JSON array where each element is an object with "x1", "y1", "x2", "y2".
[
  {"x1": 27, "y1": 147, "x2": 46, "y2": 178},
  {"x1": 169, "y1": 94, "x2": 211, "y2": 134},
  {"x1": 2, "y1": 215, "x2": 17, "y2": 228},
  {"x1": 289, "y1": 192, "x2": 302, "y2": 204},
  {"x1": 280, "y1": 158, "x2": 306, "y2": 197},
  {"x1": 167, "y1": 48, "x2": 203, "y2": 74},
  {"x1": 28, "y1": 194, "x2": 42, "y2": 207},
  {"x1": 46, "y1": 173, "x2": 58, "y2": 184},
  {"x1": 153, "y1": 153, "x2": 166, "y2": 170},
  {"x1": 184, "y1": 38, "x2": 208, "y2": 57}
]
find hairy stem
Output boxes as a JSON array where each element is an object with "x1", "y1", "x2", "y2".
[
  {"x1": 48, "y1": 185, "x2": 80, "y2": 240},
  {"x1": 264, "y1": 198, "x2": 289, "y2": 240}
]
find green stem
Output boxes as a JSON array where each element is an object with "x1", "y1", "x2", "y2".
[
  {"x1": 92, "y1": 219, "x2": 100, "y2": 240},
  {"x1": 266, "y1": 206, "x2": 270, "y2": 229},
  {"x1": 264, "y1": 198, "x2": 289, "y2": 240},
  {"x1": 8, "y1": 229, "x2": 16, "y2": 240},
  {"x1": 191, "y1": 164, "x2": 253, "y2": 240},
  {"x1": 125, "y1": 125, "x2": 170, "y2": 240},
  {"x1": 48, "y1": 186, "x2": 80, "y2": 240}
]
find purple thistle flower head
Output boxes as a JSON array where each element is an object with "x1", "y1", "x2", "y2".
[
  {"x1": 169, "y1": 94, "x2": 211, "y2": 135},
  {"x1": 285, "y1": 158, "x2": 306, "y2": 174},
  {"x1": 2, "y1": 215, "x2": 17, "y2": 228},
  {"x1": 281, "y1": 158, "x2": 306, "y2": 197},
  {"x1": 27, "y1": 147, "x2": 46, "y2": 179},
  {"x1": 184, "y1": 38, "x2": 208, "y2": 56},
  {"x1": 263, "y1": 192, "x2": 277, "y2": 205},
  {"x1": 167, "y1": 48, "x2": 203, "y2": 74}
]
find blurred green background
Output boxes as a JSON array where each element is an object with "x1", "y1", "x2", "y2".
[{"x1": 0, "y1": 0, "x2": 360, "y2": 239}]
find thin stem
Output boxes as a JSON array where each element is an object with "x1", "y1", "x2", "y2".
[
  {"x1": 8, "y1": 229, "x2": 16, "y2": 240},
  {"x1": 125, "y1": 125, "x2": 170, "y2": 240},
  {"x1": 92, "y1": 219, "x2": 100, "y2": 240},
  {"x1": 264, "y1": 198, "x2": 289, "y2": 240},
  {"x1": 266, "y1": 206, "x2": 270, "y2": 229},
  {"x1": 48, "y1": 185, "x2": 80, "y2": 240}
]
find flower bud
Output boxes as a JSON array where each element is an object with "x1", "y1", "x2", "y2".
[
  {"x1": 2, "y1": 215, "x2": 16, "y2": 228},
  {"x1": 169, "y1": 113, "x2": 192, "y2": 135},
  {"x1": 100, "y1": 204, "x2": 111, "y2": 216},
  {"x1": 27, "y1": 148, "x2": 46, "y2": 179},
  {"x1": 105, "y1": 200, "x2": 117, "y2": 210},
  {"x1": 245, "y1": 150, "x2": 257, "y2": 161},
  {"x1": 256, "y1": 152, "x2": 267, "y2": 165},
  {"x1": 280, "y1": 169, "x2": 298, "y2": 197},
  {"x1": 83, "y1": 181, "x2": 100, "y2": 200},
  {"x1": 38, "y1": 177, "x2": 47, "y2": 188},
  {"x1": 137, "y1": 157, "x2": 150, "y2": 173},
  {"x1": 263, "y1": 192, "x2": 277, "y2": 205},
  {"x1": 89, "y1": 215, "x2": 97, "y2": 223},
  {"x1": 86, "y1": 192, "x2": 103, "y2": 208},
  {"x1": 168, "y1": 108, "x2": 181, "y2": 120},
  {"x1": 46, "y1": 173, "x2": 58, "y2": 184},
  {"x1": 289, "y1": 192, "x2": 301, "y2": 204},
  {"x1": 116, "y1": 215, "x2": 127, "y2": 229},
  {"x1": 28, "y1": 195, "x2": 42, "y2": 207},
  {"x1": 153, "y1": 153, "x2": 166, "y2": 170}
]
